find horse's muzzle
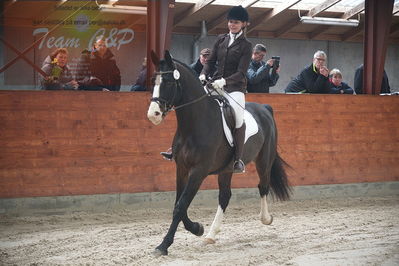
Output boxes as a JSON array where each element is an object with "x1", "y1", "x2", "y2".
[{"x1": 147, "y1": 102, "x2": 163, "y2": 125}]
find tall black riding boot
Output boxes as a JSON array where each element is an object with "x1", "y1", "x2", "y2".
[{"x1": 233, "y1": 123, "x2": 246, "y2": 173}]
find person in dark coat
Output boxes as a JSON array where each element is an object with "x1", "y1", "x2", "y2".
[
  {"x1": 201, "y1": 5, "x2": 252, "y2": 173},
  {"x1": 131, "y1": 57, "x2": 147, "y2": 91},
  {"x1": 189, "y1": 48, "x2": 215, "y2": 77},
  {"x1": 328, "y1": 68, "x2": 354, "y2": 94},
  {"x1": 354, "y1": 64, "x2": 391, "y2": 94},
  {"x1": 41, "y1": 48, "x2": 78, "y2": 90},
  {"x1": 74, "y1": 49, "x2": 103, "y2": 91},
  {"x1": 246, "y1": 43, "x2": 279, "y2": 93},
  {"x1": 90, "y1": 36, "x2": 121, "y2": 91},
  {"x1": 285, "y1": 50, "x2": 330, "y2": 93}
]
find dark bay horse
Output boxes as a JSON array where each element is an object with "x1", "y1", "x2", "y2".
[{"x1": 147, "y1": 50, "x2": 291, "y2": 256}]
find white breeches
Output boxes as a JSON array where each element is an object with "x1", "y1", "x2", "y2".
[{"x1": 222, "y1": 91, "x2": 245, "y2": 128}]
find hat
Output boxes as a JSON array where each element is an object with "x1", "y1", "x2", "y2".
[
  {"x1": 227, "y1": 5, "x2": 249, "y2": 22},
  {"x1": 200, "y1": 48, "x2": 211, "y2": 56}
]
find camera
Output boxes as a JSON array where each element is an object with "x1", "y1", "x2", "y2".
[{"x1": 272, "y1": 56, "x2": 280, "y2": 69}]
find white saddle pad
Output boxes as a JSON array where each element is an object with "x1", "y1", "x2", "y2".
[{"x1": 217, "y1": 101, "x2": 259, "y2": 147}]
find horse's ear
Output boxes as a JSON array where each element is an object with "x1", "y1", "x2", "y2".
[
  {"x1": 150, "y1": 50, "x2": 160, "y2": 67},
  {"x1": 164, "y1": 50, "x2": 174, "y2": 67}
]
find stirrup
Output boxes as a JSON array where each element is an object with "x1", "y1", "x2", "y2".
[
  {"x1": 160, "y1": 151, "x2": 173, "y2": 161},
  {"x1": 233, "y1": 159, "x2": 245, "y2": 173}
]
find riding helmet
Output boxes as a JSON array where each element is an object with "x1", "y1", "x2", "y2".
[{"x1": 227, "y1": 5, "x2": 249, "y2": 22}]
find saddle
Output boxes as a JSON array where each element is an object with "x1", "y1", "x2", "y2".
[{"x1": 207, "y1": 91, "x2": 259, "y2": 147}]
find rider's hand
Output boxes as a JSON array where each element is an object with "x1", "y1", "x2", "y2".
[
  {"x1": 199, "y1": 74, "x2": 206, "y2": 85},
  {"x1": 211, "y1": 78, "x2": 226, "y2": 95},
  {"x1": 212, "y1": 78, "x2": 226, "y2": 89}
]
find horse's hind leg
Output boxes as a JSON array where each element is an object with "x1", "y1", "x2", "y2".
[
  {"x1": 256, "y1": 158, "x2": 273, "y2": 225},
  {"x1": 204, "y1": 172, "x2": 233, "y2": 244}
]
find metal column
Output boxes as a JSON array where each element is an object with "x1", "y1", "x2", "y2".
[
  {"x1": 363, "y1": 0, "x2": 394, "y2": 94},
  {"x1": 146, "y1": 0, "x2": 175, "y2": 90}
]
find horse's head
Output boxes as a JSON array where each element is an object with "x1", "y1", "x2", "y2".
[{"x1": 147, "y1": 50, "x2": 182, "y2": 125}]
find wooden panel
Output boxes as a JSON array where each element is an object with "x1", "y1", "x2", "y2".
[{"x1": 0, "y1": 91, "x2": 398, "y2": 198}]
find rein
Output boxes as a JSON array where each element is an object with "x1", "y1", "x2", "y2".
[{"x1": 151, "y1": 70, "x2": 209, "y2": 113}]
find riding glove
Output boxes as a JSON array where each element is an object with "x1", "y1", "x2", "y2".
[{"x1": 211, "y1": 78, "x2": 226, "y2": 94}]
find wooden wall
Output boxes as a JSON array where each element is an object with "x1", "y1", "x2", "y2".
[{"x1": 0, "y1": 91, "x2": 398, "y2": 198}]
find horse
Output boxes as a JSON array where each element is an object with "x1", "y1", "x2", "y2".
[{"x1": 147, "y1": 50, "x2": 291, "y2": 256}]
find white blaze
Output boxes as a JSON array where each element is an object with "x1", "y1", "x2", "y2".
[{"x1": 147, "y1": 75, "x2": 163, "y2": 125}]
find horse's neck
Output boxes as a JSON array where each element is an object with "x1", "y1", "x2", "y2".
[{"x1": 176, "y1": 76, "x2": 217, "y2": 134}]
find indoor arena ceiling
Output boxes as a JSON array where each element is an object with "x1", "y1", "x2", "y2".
[
  {"x1": 172, "y1": 0, "x2": 399, "y2": 43},
  {"x1": 2, "y1": 0, "x2": 399, "y2": 43}
]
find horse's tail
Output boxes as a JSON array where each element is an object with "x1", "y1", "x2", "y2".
[{"x1": 270, "y1": 152, "x2": 291, "y2": 201}]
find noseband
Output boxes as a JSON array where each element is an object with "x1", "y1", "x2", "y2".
[{"x1": 150, "y1": 68, "x2": 208, "y2": 114}]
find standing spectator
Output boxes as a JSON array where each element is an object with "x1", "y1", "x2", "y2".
[
  {"x1": 285, "y1": 50, "x2": 330, "y2": 93},
  {"x1": 131, "y1": 57, "x2": 147, "y2": 91},
  {"x1": 246, "y1": 44, "x2": 279, "y2": 93},
  {"x1": 354, "y1": 64, "x2": 391, "y2": 94},
  {"x1": 190, "y1": 48, "x2": 215, "y2": 77},
  {"x1": 41, "y1": 48, "x2": 78, "y2": 90},
  {"x1": 90, "y1": 36, "x2": 121, "y2": 91},
  {"x1": 329, "y1": 68, "x2": 354, "y2": 94}
]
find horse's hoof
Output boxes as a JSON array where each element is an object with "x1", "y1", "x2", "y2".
[
  {"x1": 261, "y1": 215, "x2": 273, "y2": 225},
  {"x1": 195, "y1": 223, "x2": 204, "y2": 236},
  {"x1": 153, "y1": 248, "x2": 168, "y2": 257},
  {"x1": 203, "y1": 238, "x2": 216, "y2": 245}
]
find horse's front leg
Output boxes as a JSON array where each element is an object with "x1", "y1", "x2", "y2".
[
  {"x1": 175, "y1": 165, "x2": 204, "y2": 237},
  {"x1": 204, "y1": 172, "x2": 233, "y2": 244},
  {"x1": 154, "y1": 169, "x2": 206, "y2": 256}
]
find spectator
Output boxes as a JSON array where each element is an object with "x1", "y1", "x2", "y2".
[
  {"x1": 329, "y1": 68, "x2": 354, "y2": 94},
  {"x1": 285, "y1": 50, "x2": 330, "y2": 93},
  {"x1": 354, "y1": 64, "x2": 391, "y2": 94},
  {"x1": 41, "y1": 48, "x2": 78, "y2": 90},
  {"x1": 75, "y1": 49, "x2": 103, "y2": 91},
  {"x1": 131, "y1": 57, "x2": 147, "y2": 91},
  {"x1": 90, "y1": 36, "x2": 121, "y2": 91},
  {"x1": 190, "y1": 48, "x2": 215, "y2": 77},
  {"x1": 246, "y1": 43, "x2": 279, "y2": 93}
]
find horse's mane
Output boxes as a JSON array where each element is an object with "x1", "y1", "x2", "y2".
[{"x1": 172, "y1": 58, "x2": 203, "y2": 87}]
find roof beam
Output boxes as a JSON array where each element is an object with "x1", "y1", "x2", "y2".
[
  {"x1": 247, "y1": 0, "x2": 302, "y2": 34},
  {"x1": 174, "y1": 0, "x2": 216, "y2": 26},
  {"x1": 342, "y1": 2, "x2": 365, "y2": 19},
  {"x1": 276, "y1": 0, "x2": 342, "y2": 38},
  {"x1": 393, "y1": 3, "x2": 399, "y2": 15},
  {"x1": 310, "y1": 2, "x2": 364, "y2": 39},
  {"x1": 308, "y1": 0, "x2": 342, "y2": 17},
  {"x1": 207, "y1": 0, "x2": 260, "y2": 32}
]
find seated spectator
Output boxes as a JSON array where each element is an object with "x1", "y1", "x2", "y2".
[
  {"x1": 41, "y1": 48, "x2": 78, "y2": 90},
  {"x1": 329, "y1": 68, "x2": 354, "y2": 94},
  {"x1": 354, "y1": 64, "x2": 391, "y2": 94},
  {"x1": 190, "y1": 48, "x2": 215, "y2": 78},
  {"x1": 246, "y1": 43, "x2": 279, "y2": 93},
  {"x1": 75, "y1": 49, "x2": 103, "y2": 91},
  {"x1": 90, "y1": 36, "x2": 121, "y2": 91},
  {"x1": 131, "y1": 57, "x2": 147, "y2": 91},
  {"x1": 285, "y1": 50, "x2": 330, "y2": 93}
]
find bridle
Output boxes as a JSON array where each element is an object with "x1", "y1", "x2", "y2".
[{"x1": 150, "y1": 68, "x2": 208, "y2": 115}]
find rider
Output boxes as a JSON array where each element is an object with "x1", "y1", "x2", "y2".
[{"x1": 200, "y1": 5, "x2": 252, "y2": 173}]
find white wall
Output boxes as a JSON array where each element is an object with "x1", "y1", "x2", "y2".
[{"x1": 170, "y1": 34, "x2": 399, "y2": 93}]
